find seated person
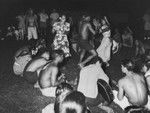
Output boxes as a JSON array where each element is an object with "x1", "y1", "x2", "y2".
[
  {"x1": 113, "y1": 59, "x2": 150, "y2": 112},
  {"x1": 23, "y1": 51, "x2": 50, "y2": 85},
  {"x1": 37, "y1": 50, "x2": 65, "y2": 97},
  {"x1": 42, "y1": 82, "x2": 90, "y2": 113},
  {"x1": 77, "y1": 58, "x2": 114, "y2": 113},
  {"x1": 13, "y1": 46, "x2": 32, "y2": 76},
  {"x1": 141, "y1": 60, "x2": 150, "y2": 93}
]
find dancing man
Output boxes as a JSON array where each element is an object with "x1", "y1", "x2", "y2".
[
  {"x1": 78, "y1": 15, "x2": 97, "y2": 68},
  {"x1": 96, "y1": 16, "x2": 112, "y2": 66}
]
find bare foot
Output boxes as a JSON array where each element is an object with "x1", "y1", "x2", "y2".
[
  {"x1": 78, "y1": 63, "x2": 84, "y2": 69},
  {"x1": 34, "y1": 82, "x2": 40, "y2": 88},
  {"x1": 98, "y1": 104, "x2": 114, "y2": 113}
]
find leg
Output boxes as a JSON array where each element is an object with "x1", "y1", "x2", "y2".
[
  {"x1": 98, "y1": 103, "x2": 114, "y2": 113},
  {"x1": 72, "y1": 43, "x2": 77, "y2": 53},
  {"x1": 78, "y1": 49, "x2": 86, "y2": 68},
  {"x1": 28, "y1": 27, "x2": 32, "y2": 40},
  {"x1": 79, "y1": 49, "x2": 86, "y2": 63},
  {"x1": 33, "y1": 27, "x2": 38, "y2": 40},
  {"x1": 81, "y1": 49, "x2": 97, "y2": 67}
]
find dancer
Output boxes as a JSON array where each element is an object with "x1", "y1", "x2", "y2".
[
  {"x1": 96, "y1": 16, "x2": 112, "y2": 66},
  {"x1": 78, "y1": 15, "x2": 97, "y2": 68},
  {"x1": 38, "y1": 9, "x2": 49, "y2": 37},
  {"x1": 16, "y1": 12, "x2": 26, "y2": 40},
  {"x1": 52, "y1": 15, "x2": 70, "y2": 57}
]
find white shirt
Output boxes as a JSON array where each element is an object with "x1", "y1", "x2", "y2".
[{"x1": 77, "y1": 61, "x2": 109, "y2": 98}]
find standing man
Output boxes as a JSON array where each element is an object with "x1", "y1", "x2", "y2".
[
  {"x1": 16, "y1": 12, "x2": 26, "y2": 40},
  {"x1": 38, "y1": 9, "x2": 49, "y2": 38},
  {"x1": 78, "y1": 15, "x2": 97, "y2": 68},
  {"x1": 50, "y1": 9, "x2": 59, "y2": 26},
  {"x1": 25, "y1": 8, "x2": 38, "y2": 41}
]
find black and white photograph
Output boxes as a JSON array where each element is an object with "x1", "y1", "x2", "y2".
[{"x1": 0, "y1": 0, "x2": 150, "y2": 113}]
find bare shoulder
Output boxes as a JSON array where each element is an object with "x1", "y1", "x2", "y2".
[
  {"x1": 51, "y1": 66, "x2": 58, "y2": 72},
  {"x1": 118, "y1": 77, "x2": 128, "y2": 86},
  {"x1": 87, "y1": 23, "x2": 91, "y2": 27}
]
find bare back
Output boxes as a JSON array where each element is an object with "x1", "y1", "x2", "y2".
[
  {"x1": 122, "y1": 74, "x2": 148, "y2": 106},
  {"x1": 25, "y1": 57, "x2": 48, "y2": 72},
  {"x1": 80, "y1": 22, "x2": 95, "y2": 40},
  {"x1": 27, "y1": 15, "x2": 37, "y2": 27},
  {"x1": 39, "y1": 62, "x2": 58, "y2": 89}
]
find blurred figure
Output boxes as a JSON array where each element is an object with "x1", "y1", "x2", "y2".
[
  {"x1": 122, "y1": 27, "x2": 133, "y2": 48},
  {"x1": 143, "y1": 10, "x2": 150, "y2": 40},
  {"x1": 97, "y1": 16, "x2": 112, "y2": 66},
  {"x1": 52, "y1": 15, "x2": 71, "y2": 57},
  {"x1": 38, "y1": 9, "x2": 49, "y2": 37},
  {"x1": 16, "y1": 12, "x2": 26, "y2": 40},
  {"x1": 78, "y1": 15, "x2": 97, "y2": 68},
  {"x1": 25, "y1": 8, "x2": 38, "y2": 40},
  {"x1": 50, "y1": 9, "x2": 59, "y2": 26}
]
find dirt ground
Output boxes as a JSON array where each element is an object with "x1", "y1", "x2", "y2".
[{"x1": 0, "y1": 40, "x2": 137, "y2": 113}]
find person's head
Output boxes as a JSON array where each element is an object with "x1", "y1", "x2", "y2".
[
  {"x1": 41, "y1": 9, "x2": 46, "y2": 13},
  {"x1": 52, "y1": 9, "x2": 56, "y2": 13},
  {"x1": 114, "y1": 28, "x2": 119, "y2": 33},
  {"x1": 60, "y1": 15, "x2": 66, "y2": 23},
  {"x1": 55, "y1": 83, "x2": 88, "y2": 113},
  {"x1": 121, "y1": 59, "x2": 135, "y2": 74},
  {"x1": 52, "y1": 50, "x2": 64, "y2": 63},
  {"x1": 55, "y1": 82, "x2": 73, "y2": 97},
  {"x1": 93, "y1": 18, "x2": 99, "y2": 27},
  {"x1": 84, "y1": 15, "x2": 91, "y2": 22},
  {"x1": 101, "y1": 19, "x2": 106, "y2": 25},
  {"x1": 141, "y1": 60, "x2": 150, "y2": 73},
  {"x1": 41, "y1": 51, "x2": 50, "y2": 60},
  {"x1": 28, "y1": 8, "x2": 34, "y2": 15},
  {"x1": 135, "y1": 40, "x2": 139, "y2": 46},
  {"x1": 123, "y1": 29, "x2": 128, "y2": 34}
]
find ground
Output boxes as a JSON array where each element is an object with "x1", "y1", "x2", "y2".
[{"x1": 0, "y1": 40, "x2": 136, "y2": 113}]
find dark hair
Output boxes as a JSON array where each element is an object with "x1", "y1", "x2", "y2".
[
  {"x1": 142, "y1": 60, "x2": 150, "y2": 70},
  {"x1": 52, "y1": 50, "x2": 65, "y2": 59},
  {"x1": 55, "y1": 83, "x2": 73, "y2": 97},
  {"x1": 121, "y1": 59, "x2": 134, "y2": 71}
]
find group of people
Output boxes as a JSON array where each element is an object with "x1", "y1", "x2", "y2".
[{"x1": 10, "y1": 8, "x2": 150, "y2": 113}]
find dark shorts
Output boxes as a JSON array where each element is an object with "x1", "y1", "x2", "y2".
[
  {"x1": 40, "y1": 22, "x2": 47, "y2": 28},
  {"x1": 23, "y1": 71, "x2": 38, "y2": 84},
  {"x1": 79, "y1": 40, "x2": 94, "y2": 51}
]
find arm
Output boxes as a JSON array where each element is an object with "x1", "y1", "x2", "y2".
[
  {"x1": 25, "y1": 16, "x2": 28, "y2": 31},
  {"x1": 51, "y1": 67, "x2": 59, "y2": 86},
  {"x1": 117, "y1": 80, "x2": 124, "y2": 100},
  {"x1": 34, "y1": 15, "x2": 38, "y2": 28},
  {"x1": 88, "y1": 24, "x2": 95, "y2": 35},
  {"x1": 127, "y1": 27, "x2": 133, "y2": 34},
  {"x1": 146, "y1": 75, "x2": 150, "y2": 92}
]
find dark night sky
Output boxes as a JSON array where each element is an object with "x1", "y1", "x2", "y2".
[{"x1": 0, "y1": 0, "x2": 149, "y2": 27}]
